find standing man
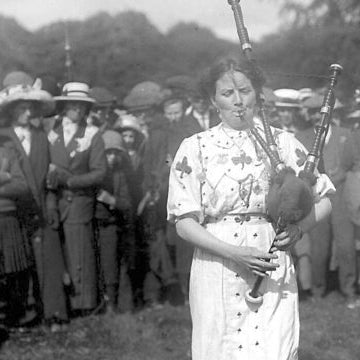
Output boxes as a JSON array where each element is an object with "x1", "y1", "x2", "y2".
[
  {"x1": 274, "y1": 88, "x2": 303, "y2": 133},
  {"x1": 88, "y1": 86, "x2": 117, "y2": 133},
  {"x1": 183, "y1": 90, "x2": 220, "y2": 134},
  {"x1": 48, "y1": 82, "x2": 106, "y2": 314},
  {"x1": 0, "y1": 75, "x2": 69, "y2": 329},
  {"x1": 299, "y1": 93, "x2": 355, "y2": 303}
]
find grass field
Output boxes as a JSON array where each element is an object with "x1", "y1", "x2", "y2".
[{"x1": 1, "y1": 291, "x2": 360, "y2": 360}]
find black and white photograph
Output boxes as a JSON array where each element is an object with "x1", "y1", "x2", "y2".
[{"x1": 0, "y1": 0, "x2": 359, "y2": 359}]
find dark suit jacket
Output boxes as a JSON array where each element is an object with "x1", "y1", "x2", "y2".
[
  {"x1": 48, "y1": 121, "x2": 106, "y2": 224},
  {"x1": 182, "y1": 109, "x2": 220, "y2": 136},
  {"x1": 296, "y1": 125, "x2": 350, "y2": 185},
  {"x1": 0, "y1": 127, "x2": 49, "y2": 227}
]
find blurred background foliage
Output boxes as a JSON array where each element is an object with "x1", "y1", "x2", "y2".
[{"x1": 0, "y1": 0, "x2": 359, "y2": 103}]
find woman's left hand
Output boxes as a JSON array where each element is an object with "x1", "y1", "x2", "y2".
[{"x1": 272, "y1": 224, "x2": 303, "y2": 251}]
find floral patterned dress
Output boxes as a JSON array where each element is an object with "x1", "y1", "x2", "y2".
[{"x1": 167, "y1": 121, "x2": 334, "y2": 360}]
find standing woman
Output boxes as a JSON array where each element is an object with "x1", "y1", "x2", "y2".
[
  {"x1": 167, "y1": 58, "x2": 334, "y2": 360},
  {"x1": 47, "y1": 82, "x2": 106, "y2": 314}
]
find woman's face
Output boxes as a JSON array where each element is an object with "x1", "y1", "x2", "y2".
[
  {"x1": 213, "y1": 70, "x2": 257, "y2": 130},
  {"x1": 64, "y1": 102, "x2": 88, "y2": 123},
  {"x1": 12, "y1": 101, "x2": 37, "y2": 127}
]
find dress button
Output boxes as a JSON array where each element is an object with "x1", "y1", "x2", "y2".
[
  {"x1": 235, "y1": 293, "x2": 240, "y2": 296},
  {"x1": 237, "y1": 328, "x2": 241, "y2": 333},
  {"x1": 235, "y1": 217, "x2": 241, "y2": 223},
  {"x1": 238, "y1": 345, "x2": 243, "y2": 349},
  {"x1": 255, "y1": 341, "x2": 259, "y2": 346},
  {"x1": 235, "y1": 273, "x2": 240, "y2": 278},
  {"x1": 237, "y1": 312, "x2": 241, "y2": 317}
]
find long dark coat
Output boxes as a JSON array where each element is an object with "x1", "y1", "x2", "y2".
[
  {"x1": 0, "y1": 126, "x2": 69, "y2": 321},
  {"x1": 48, "y1": 120, "x2": 106, "y2": 309}
]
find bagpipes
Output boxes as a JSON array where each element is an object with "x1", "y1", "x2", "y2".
[{"x1": 226, "y1": 0, "x2": 342, "y2": 304}]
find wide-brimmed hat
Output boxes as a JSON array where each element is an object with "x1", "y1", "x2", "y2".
[
  {"x1": 302, "y1": 93, "x2": 323, "y2": 109},
  {"x1": 274, "y1": 88, "x2": 302, "y2": 108},
  {"x1": 89, "y1": 87, "x2": 116, "y2": 108},
  {"x1": 54, "y1": 82, "x2": 96, "y2": 105},
  {"x1": 2, "y1": 71, "x2": 34, "y2": 88},
  {"x1": 0, "y1": 82, "x2": 55, "y2": 116},
  {"x1": 303, "y1": 92, "x2": 343, "y2": 111},
  {"x1": 123, "y1": 81, "x2": 169, "y2": 112}
]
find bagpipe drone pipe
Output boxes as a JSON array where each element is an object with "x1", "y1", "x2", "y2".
[{"x1": 226, "y1": 0, "x2": 343, "y2": 304}]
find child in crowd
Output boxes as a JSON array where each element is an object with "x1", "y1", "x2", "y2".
[{"x1": 95, "y1": 130, "x2": 133, "y2": 312}]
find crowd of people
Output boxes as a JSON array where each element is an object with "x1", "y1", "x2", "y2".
[{"x1": 0, "y1": 62, "x2": 359, "y2": 349}]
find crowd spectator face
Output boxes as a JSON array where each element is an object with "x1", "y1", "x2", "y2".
[
  {"x1": 277, "y1": 107, "x2": 297, "y2": 127},
  {"x1": 64, "y1": 101, "x2": 88, "y2": 123},
  {"x1": 212, "y1": 70, "x2": 257, "y2": 130},
  {"x1": 191, "y1": 96, "x2": 209, "y2": 116},
  {"x1": 129, "y1": 110, "x2": 150, "y2": 139},
  {"x1": 163, "y1": 100, "x2": 184, "y2": 123},
  {"x1": 12, "y1": 101, "x2": 37, "y2": 127},
  {"x1": 307, "y1": 108, "x2": 322, "y2": 125},
  {"x1": 90, "y1": 106, "x2": 107, "y2": 125},
  {"x1": 121, "y1": 129, "x2": 136, "y2": 150},
  {"x1": 105, "y1": 149, "x2": 119, "y2": 168}
]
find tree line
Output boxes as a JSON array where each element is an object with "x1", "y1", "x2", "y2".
[{"x1": 0, "y1": 0, "x2": 359, "y2": 103}]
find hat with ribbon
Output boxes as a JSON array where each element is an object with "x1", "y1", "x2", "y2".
[
  {"x1": 274, "y1": 88, "x2": 301, "y2": 108},
  {"x1": 0, "y1": 80, "x2": 54, "y2": 116},
  {"x1": 54, "y1": 82, "x2": 96, "y2": 105}
]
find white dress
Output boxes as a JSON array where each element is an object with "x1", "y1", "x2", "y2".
[{"x1": 167, "y1": 121, "x2": 334, "y2": 360}]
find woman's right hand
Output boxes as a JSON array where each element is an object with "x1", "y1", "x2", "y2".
[{"x1": 231, "y1": 246, "x2": 279, "y2": 277}]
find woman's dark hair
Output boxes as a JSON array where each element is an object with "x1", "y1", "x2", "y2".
[
  {"x1": 1, "y1": 100, "x2": 42, "y2": 126},
  {"x1": 199, "y1": 56, "x2": 266, "y2": 101}
]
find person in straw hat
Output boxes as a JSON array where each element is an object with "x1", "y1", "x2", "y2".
[
  {"x1": 298, "y1": 92, "x2": 357, "y2": 305},
  {"x1": 0, "y1": 74, "x2": 70, "y2": 331},
  {"x1": 274, "y1": 88, "x2": 303, "y2": 133},
  {"x1": 47, "y1": 81, "x2": 106, "y2": 314}
]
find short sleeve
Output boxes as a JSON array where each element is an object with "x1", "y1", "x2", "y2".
[
  {"x1": 167, "y1": 136, "x2": 203, "y2": 224},
  {"x1": 279, "y1": 132, "x2": 335, "y2": 199}
]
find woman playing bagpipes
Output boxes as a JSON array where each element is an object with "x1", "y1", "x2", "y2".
[{"x1": 167, "y1": 53, "x2": 336, "y2": 360}]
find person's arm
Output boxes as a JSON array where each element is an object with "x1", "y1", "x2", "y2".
[{"x1": 176, "y1": 218, "x2": 279, "y2": 277}]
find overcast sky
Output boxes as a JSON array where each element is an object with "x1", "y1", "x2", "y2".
[{"x1": 0, "y1": 0, "x2": 282, "y2": 41}]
